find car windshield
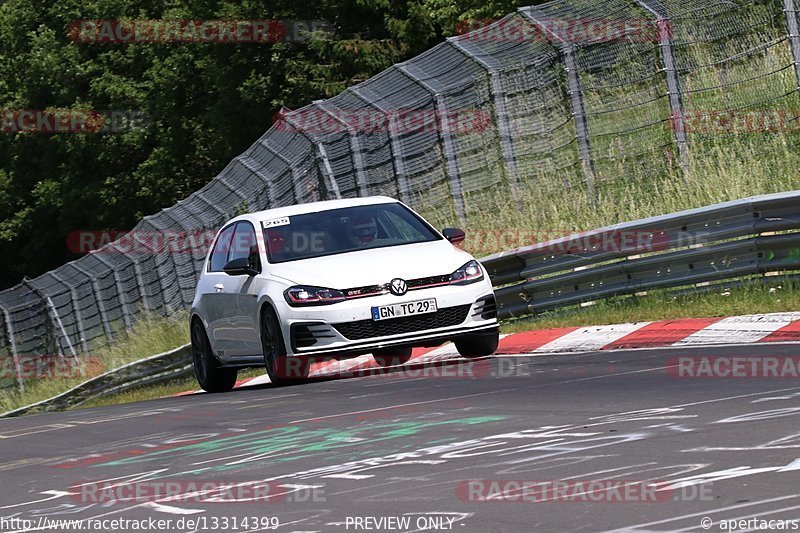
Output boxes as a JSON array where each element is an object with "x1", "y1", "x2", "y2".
[{"x1": 262, "y1": 202, "x2": 441, "y2": 263}]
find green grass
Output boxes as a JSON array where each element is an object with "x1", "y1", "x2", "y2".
[
  {"x1": 502, "y1": 277, "x2": 800, "y2": 333},
  {"x1": 77, "y1": 368, "x2": 264, "y2": 409},
  {"x1": 0, "y1": 311, "x2": 189, "y2": 413}
]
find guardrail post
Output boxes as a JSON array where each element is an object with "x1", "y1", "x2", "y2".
[
  {"x1": 519, "y1": 9, "x2": 596, "y2": 205},
  {"x1": 395, "y1": 64, "x2": 467, "y2": 223},
  {"x1": 784, "y1": 0, "x2": 800, "y2": 90},
  {"x1": 636, "y1": 0, "x2": 691, "y2": 182},
  {"x1": 0, "y1": 304, "x2": 24, "y2": 393}
]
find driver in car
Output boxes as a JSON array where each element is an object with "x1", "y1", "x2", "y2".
[{"x1": 345, "y1": 215, "x2": 379, "y2": 247}]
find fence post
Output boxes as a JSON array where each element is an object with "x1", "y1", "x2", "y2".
[
  {"x1": 216, "y1": 170, "x2": 250, "y2": 209},
  {"x1": 92, "y1": 253, "x2": 134, "y2": 331},
  {"x1": 519, "y1": 8, "x2": 596, "y2": 204},
  {"x1": 113, "y1": 244, "x2": 152, "y2": 314},
  {"x1": 49, "y1": 271, "x2": 90, "y2": 353},
  {"x1": 784, "y1": 0, "x2": 800, "y2": 90},
  {"x1": 260, "y1": 136, "x2": 309, "y2": 204},
  {"x1": 314, "y1": 100, "x2": 370, "y2": 197},
  {"x1": 280, "y1": 112, "x2": 339, "y2": 200},
  {"x1": 314, "y1": 141, "x2": 342, "y2": 199},
  {"x1": 71, "y1": 264, "x2": 115, "y2": 344},
  {"x1": 395, "y1": 64, "x2": 467, "y2": 223},
  {"x1": 447, "y1": 39, "x2": 526, "y2": 209},
  {"x1": 0, "y1": 304, "x2": 24, "y2": 393},
  {"x1": 636, "y1": 0, "x2": 691, "y2": 182},
  {"x1": 238, "y1": 156, "x2": 277, "y2": 208},
  {"x1": 21, "y1": 278, "x2": 76, "y2": 358},
  {"x1": 349, "y1": 87, "x2": 414, "y2": 206}
]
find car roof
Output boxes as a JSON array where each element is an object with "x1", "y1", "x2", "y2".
[{"x1": 229, "y1": 196, "x2": 400, "y2": 226}]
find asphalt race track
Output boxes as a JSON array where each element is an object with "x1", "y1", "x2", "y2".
[{"x1": 1, "y1": 344, "x2": 800, "y2": 533}]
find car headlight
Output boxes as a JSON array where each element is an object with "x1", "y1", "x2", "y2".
[
  {"x1": 449, "y1": 260, "x2": 484, "y2": 285},
  {"x1": 284, "y1": 285, "x2": 346, "y2": 306}
]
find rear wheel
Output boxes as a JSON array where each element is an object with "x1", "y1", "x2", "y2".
[
  {"x1": 261, "y1": 307, "x2": 309, "y2": 384},
  {"x1": 191, "y1": 319, "x2": 237, "y2": 392},
  {"x1": 372, "y1": 347, "x2": 413, "y2": 367},
  {"x1": 455, "y1": 328, "x2": 500, "y2": 358}
]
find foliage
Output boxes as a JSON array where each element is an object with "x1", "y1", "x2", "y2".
[{"x1": 0, "y1": 0, "x2": 538, "y2": 287}]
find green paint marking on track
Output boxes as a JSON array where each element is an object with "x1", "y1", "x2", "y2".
[{"x1": 99, "y1": 416, "x2": 507, "y2": 468}]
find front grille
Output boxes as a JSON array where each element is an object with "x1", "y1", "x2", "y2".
[
  {"x1": 407, "y1": 274, "x2": 450, "y2": 289},
  {"x1": 332, "y1": 304, "x2": 471, "y2": 340},
  {"x1": 343, "y1": 274, "x2": 451, "y2": 299}
]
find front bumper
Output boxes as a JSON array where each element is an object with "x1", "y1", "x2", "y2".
[{"x1": 280, "y1": 283, "x2": 498, "y2": 357}]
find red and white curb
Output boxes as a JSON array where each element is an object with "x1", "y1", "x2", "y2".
[{"x1": 175, "y1": 311, "x2": 800, "y2": 394}]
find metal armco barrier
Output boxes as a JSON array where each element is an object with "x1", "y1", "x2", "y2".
[
  {"x1": 0, "y1": 345, "x2": 192, "y2": 417},
  {"x1": 481, "y1": 191, "x2": 800, "y2": 318}
]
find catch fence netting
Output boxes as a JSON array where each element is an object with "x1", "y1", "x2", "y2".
[{"x1": 1, "y1": 0, "x2": 799, "y2": 390}]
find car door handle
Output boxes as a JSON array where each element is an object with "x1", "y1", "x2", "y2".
[{"x1": 214, "y1": 283, "x2": 224, "y2": 292}]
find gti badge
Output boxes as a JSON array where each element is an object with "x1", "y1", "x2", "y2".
[{"x1": 389, "y1": 278, "x2": 408, "y2": 296}]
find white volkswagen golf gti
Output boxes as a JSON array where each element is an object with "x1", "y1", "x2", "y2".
[{"x1": 190, "y1": 196, "x2": 499, "y2": 392}]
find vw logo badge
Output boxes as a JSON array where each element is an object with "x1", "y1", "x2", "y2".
[{"x1": 389, "y1": 278, "x2": 408, "y2": 296}]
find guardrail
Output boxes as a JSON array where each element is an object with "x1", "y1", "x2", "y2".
[
  {"x1": 0, "y1": 344, "x2": 192, "y2": 417},
  {"x1": 481, "y1": 191, "x2": 800, "y2": 318},
  {"x1": 6, "y1": 190, "x2": 800, "y2": 416}
]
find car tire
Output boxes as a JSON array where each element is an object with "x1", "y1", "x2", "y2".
[
  {"x1": 372, "y1": 347, "x2": 413, "y2": 367},
  {"x1": 261, "y1": 306, "x2": 309, "y2": 384},
  {"x1": 191, "y1": 319, "x2": 238, "y2": 393},
  {"x1": 455, "y1": 328, "x2": 500, "y2": 358}
]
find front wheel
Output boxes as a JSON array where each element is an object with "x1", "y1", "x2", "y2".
[
  {"x1": 191, "y1": 319, "x2": 237, "y2": 392},
  {"x1": 455, "y1": 328, "x2": 500, "y2": 358},
  {"x1": 261, "y1": 307, "x2": 309, "y2": 384}
]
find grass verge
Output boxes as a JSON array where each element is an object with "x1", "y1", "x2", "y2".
[{"x1": 0, "y1": 311, "x2": 188, "y2": 413}]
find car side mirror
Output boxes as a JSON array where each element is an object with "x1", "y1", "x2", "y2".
[
  {"x1": 223, "y1": 257, "x2": 258, "y2": 276},
  {"x1": 442, "y1": 228, "x2": 466, "y2": 245}
]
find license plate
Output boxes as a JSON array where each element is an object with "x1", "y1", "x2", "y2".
[{"x1": 371, "y1": 299, "x2": 437, "y2": 321}]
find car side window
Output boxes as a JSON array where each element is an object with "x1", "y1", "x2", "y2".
[
  {"x1": 209, "y1": 224, "x2": 236, "y2": 272},
  {"x1": 383, "y1": 211, "x2": 427, "y2": 241},
  {"x1": 229, "y1": 222, "x2": 261, "y2": 273}
]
